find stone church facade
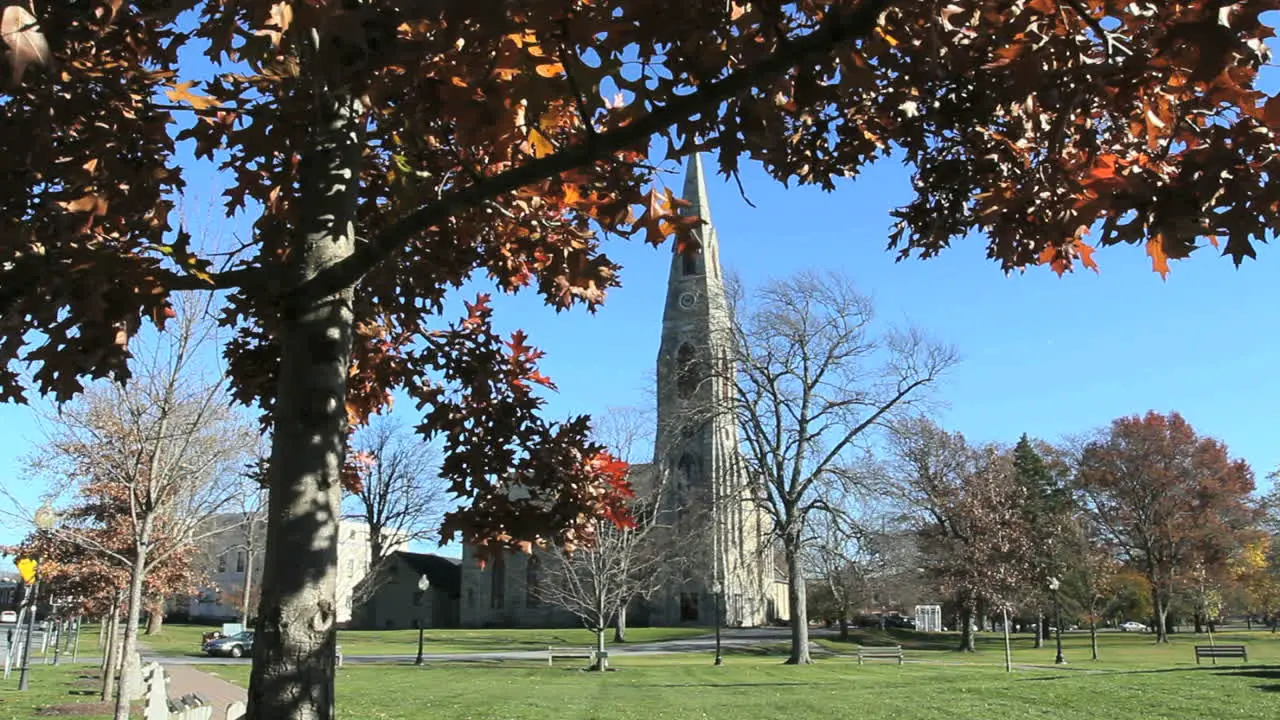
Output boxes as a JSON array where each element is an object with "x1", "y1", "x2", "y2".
[{"x1": 457, "y1": 156, "x2": 790, "y2": 628}]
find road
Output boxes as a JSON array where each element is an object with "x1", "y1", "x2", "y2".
[{"x1": 147, "y1": 627, "x2": 832, "y2": 666}]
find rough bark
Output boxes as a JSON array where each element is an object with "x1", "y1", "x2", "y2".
[
  {"x1": 593, "y1": 626, "x2": 608, "y2": 671},
  {"x1": 241, "y1": 549, "x2": 255, "y2": 626},
  {"x1": 1001, "y1": 608, "x2": 1012, "y2": 672},
  {"x1": 1033, "y1": 610, "x2": 1044, "y2": 649},
  {"x1": 145, "y1": 595, "x2": 164, "y2": 636},
  {"x1": 1153, "y1": 588, "x2": 1170, "y2": 643},
  {"x1": 784, "y1": 544, "x2": 812, "y2": 664},
  {"x1": 837, "y1": 616, "x2": 849, "y2": 641},
  {"x1": 613, "y1": 605, "x2": 627, "y2": 643},
  {"x1": 958, "y1": 603, "x2": 976, "y2": 653},
  {"x1": 1089, "y1": 617, "x2": 1099, "y2": 661},
  {"x1": 114, "y1": 530, "x2": 151, "y2": 720},
  {"x1": 246, "y1": 89, "x2": 363, "y2": 720},
  {"x1": 100, "y1": 602, "x2": 121, "y2": 703}
]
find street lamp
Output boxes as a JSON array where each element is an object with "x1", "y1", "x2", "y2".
[
  {"x1": 19, "y1": 503, "x2": 56, "y2": 692},
  {"x1": 1047, "y1": 577, "x2": 1066, "y2": 665},
  {"x1": 414, "y1": 574, "x2": 430, "y2": 666},
  {"x1": 711, "y1": 580, "x2": 723, "y2": 666}
]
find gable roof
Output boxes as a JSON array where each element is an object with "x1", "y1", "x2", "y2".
[{"x1": 390, "y1": 551, "x2": 461, "y2": 595}]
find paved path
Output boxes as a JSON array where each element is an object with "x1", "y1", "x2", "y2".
[{"x1": 160, "y1": 663, "x2": 247, "y2": 720}]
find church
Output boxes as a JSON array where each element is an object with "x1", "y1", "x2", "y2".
[{"x1": 455, "y1": 156, "x2": 791, "y2": 629}]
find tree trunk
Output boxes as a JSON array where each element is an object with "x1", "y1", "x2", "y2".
[
  {"x1": 1001, "y1": 608, "x2": 1012, "y2": 672},
  {"x1": 100, "y1": 601, "x2": 121, "y2": 703},
  {"x1": 241, "y1": 549, "x2": 255, "y2": 627},
  {"x1": 784, "y1": 542, "x2": 811, "y2": 664},
  {"x1": 246, "y1": 90, "x2": 364, "y2": 720},
  {"x1": 837, "y1": 615, "x2": 849, "y2": 641},
  {"x1": 593, "y1": 626, "x2": 608, "y2": 671},
  {"x1": 1033, "y1": 610, "x2": 1044, "y2": 649},
  {"x1": 98, "y1": 615, "x2": 105, "y2": 649},
  {"x1": 145, "y1": 596, "x2": 164, "y2": 636},
  {"x1": 114, "y1": 537, "x2": 151, "y2": 720},
  {"x1": 1153, "y1": 589, "x2": 1170, "y2": 644},
  {"x1": 1089, "y1": 614, "x2": 1098, "y2": 661},
  {"x1": 1193, "y1": 611, "x2": 1203, "y2": 634},
  {"x1": 613, "y1": 604, "x2": 627, "y2": 643},
  {"x1": 958, "y1": 601, "x2": 975, "y2": 653}
]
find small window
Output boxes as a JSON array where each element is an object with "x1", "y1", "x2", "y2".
[
  {"x1": 490, "y1": 554, "x2": 506, "y2": 610},
  {"x1": 682, "y1": 250, "x2": 698, "y2": 276},
  {"x1": 235, "y1": 552, "x2": 246, "y2": 573},
  {"x1": 216, "y1": 554, "x2": 226, "y2": 573},
  {"x1": 676, "y1": 343, "x2": 699, "y2": 399},
  {"x1": 526, "y1": 557, "x2": 542, "y2": 609},
  {"x1": 680, "y1": 592, "x2": 699, "y2": 622}
]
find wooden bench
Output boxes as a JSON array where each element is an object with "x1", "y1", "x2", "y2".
[
  {"x1": 1194, "y1": 644, "x2": 1247, "y2": 665},
  {"x1": 547, "y1": 646, "x2": 597, "y2": 667},
  {"x1": 856, "y1": 646, "x2": 904, "y2": 665}
]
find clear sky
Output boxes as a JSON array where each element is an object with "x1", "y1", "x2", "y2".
[
  {"x1": 5, "y1": 31, "x2": 1280, "y2": 551},
  {"x1": 4, "y1": 154, "x2": 1277, "y2": 552}
]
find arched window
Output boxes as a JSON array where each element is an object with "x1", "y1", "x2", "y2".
[
  {"x1": 676, "y1": 343, "x2": 699, "y2": 399},
  {"x1": 682, "y1": 249, "x2": 699, "y2": 276},
  {"x1": 526, "y1": 556, "x2": 542, "y2": 608},
  {"x1": 489, "y1": 553, "x2": 506, "y2": 610}
]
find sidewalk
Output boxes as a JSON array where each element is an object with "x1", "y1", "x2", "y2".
[{"x1": 161, "y1": 663, "x2": 247, "y2": 720}]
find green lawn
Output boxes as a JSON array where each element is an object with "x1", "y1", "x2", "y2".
[
  {"x1": 0, "y1": 664, "x2": 114, "y2": 720},
  {"x1": 188, "y1": 630, "x2": 1280, "y2": 720},
  {"x1": 140, "y1": 624, "x2": 713, "y2": 658},
  {"x1": 12, "y1": 631, "x2": 1277, "y2": 719}
]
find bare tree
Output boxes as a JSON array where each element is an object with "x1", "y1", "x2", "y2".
[
  {"x1": 534, "y1": 488, "x2": 673, "y2": 670},
  {"x1": 16, "y1": 294, "x2": 255, "y2": 720},
  {"x1": 727, "y1": 271, "x2": 957, "y2": 664},
  {"x1": 345, "y1": 418, "x2": 446, "y2": 566}
]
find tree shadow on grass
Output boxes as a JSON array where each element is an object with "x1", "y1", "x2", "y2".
[
  {"x1": 642, "y1": 682, "x2": 840, "y2": 689},
  {"x1": 1212, "y1": 665, "x2": 1280, "y2": 692}
]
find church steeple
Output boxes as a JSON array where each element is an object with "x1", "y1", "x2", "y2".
[{"x1": 664, "y1": 153, "x2": 722, "y2": 284}]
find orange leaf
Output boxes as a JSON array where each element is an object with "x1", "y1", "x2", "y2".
[
  {"x1": 1146, "y1": 236, "x2": 1171, "y2": 279},
  {"x1": 1087, "y1": 154, "x2": 1118, "y2": 181},
  {"x1": 534, "y1": 62, "x2": 564, "y2": 78},
  {"x1": 1074, "y1": 240, "x2": 1099, "y2": 273},
  {"x1": 165, "y1": 80, "x2": 219, "y2": 111}
]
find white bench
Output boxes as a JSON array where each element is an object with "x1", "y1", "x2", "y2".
[
  {"x1": 856, "y1": 645, "x2": 904, "y2": 665},
  {"x1": 547, "y1": 645, "x2": 596, "y2": 667}
]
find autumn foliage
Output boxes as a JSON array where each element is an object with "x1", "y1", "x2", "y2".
[{"x1": 1077, "y1": 411, "x2": 1258, "y2": 641}]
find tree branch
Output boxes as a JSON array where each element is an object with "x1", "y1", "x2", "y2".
[{"x1": 286, "y1": 1, "x2": 891, "y2": 307}]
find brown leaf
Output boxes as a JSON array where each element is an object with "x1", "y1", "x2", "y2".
[
  {"x1": 1, "y1": 4, "x2": 51, "y2": 87},
  {"x1": 255, "y1": 2, "x2": 294, "y2": 47}
]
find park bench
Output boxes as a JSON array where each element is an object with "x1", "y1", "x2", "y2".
[
  {"x1": 547, "y1": 645, "x2": 597, "y2": 667},
  {"x1": 856, "y1": 646, "x2": 904, "y2": 665},
  {"x1": 1194, "y1": 644, "x2": 1247, "y2": 665}
]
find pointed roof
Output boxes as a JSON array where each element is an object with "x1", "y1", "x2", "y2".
[{"x1": 681, "y1": 152, "x2": 713, "y2": 227}]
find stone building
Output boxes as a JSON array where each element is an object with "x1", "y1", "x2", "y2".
[
  {"x1": 178, "y1": 514, "x2": 404, "y2": 626},
  {"x1": 457, "y1": 155, "x2": 791, "y2": 628},
  {"x1": 352, "y1": 551, "x2": 462, "y2": 630}
]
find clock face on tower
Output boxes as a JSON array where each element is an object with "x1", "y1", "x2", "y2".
[{"x1": 678, "y1": 292, "x2": 696, "y2": 310}]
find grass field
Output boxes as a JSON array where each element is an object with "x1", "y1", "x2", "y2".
[
  {"x1": 139, "y1": 624, "x2": 713, "y2": 658},
  {"x1": 6, "y1": 630, "x2": 1277, "y2": 719}
]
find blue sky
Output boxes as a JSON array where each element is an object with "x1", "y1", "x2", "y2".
[
  {"x1": 3, "y1": 154, "x2": 1277, "y2": 553},
  {"x1": 5, "y1": 16, "x2": 1280, "y2": 551}
]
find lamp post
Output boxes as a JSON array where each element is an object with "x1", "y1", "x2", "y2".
[
  {"x1": 19, "y1": 503, "x2": 56, "y2": 691},
  {"x1": 414, "y1": 574, "x2": 430, "y2": 666},
  {"x1": 1048, "y1": 577, "x2": 1066, "y2": 665},
  {"x1": 711, "y1": 580, "x2": 723, "y2": 666}
]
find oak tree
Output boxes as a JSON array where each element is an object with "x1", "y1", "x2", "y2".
[
  {"x1": 1076, "y1": 411, "x2": 1257, "y2": 642},
  {"x1": 6, "y1": 2, "x2": 1280, "y2": 715}
]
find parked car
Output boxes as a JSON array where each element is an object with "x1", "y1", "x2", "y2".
[
  {"x1": 0, "y1": 610, "x2": 17, "y2": 623},
  {"x1": 1119, "y1": 621, "x2": 1148, "y2": 632},
  {"x1": 883, "y1": 615, "x2": 917, "y2": 630},
  {"x1": 204, "y1": 630, "x2": 254, "y2": 658}
]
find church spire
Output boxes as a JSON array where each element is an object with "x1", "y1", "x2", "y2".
[{"x1": 666, "y1": 153, "x2": 721, "y2": 283}]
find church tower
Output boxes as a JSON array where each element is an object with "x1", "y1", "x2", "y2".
[{"x1": 652, "y1": 155, "x2": 774, "y2": 627}]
